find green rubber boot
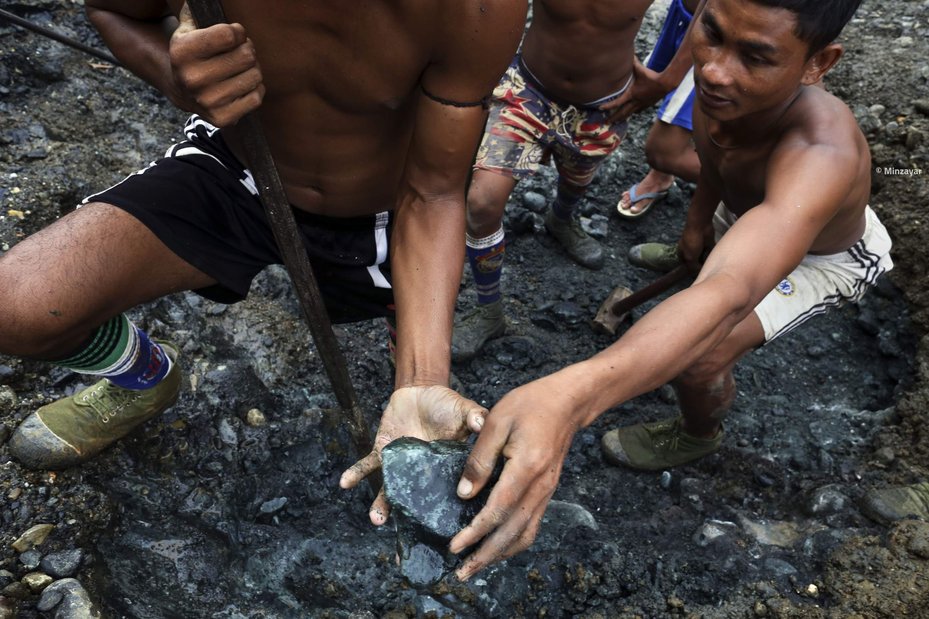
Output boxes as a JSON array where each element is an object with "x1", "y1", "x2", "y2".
[
  {"x1": 627, "y1": 242, "x2": 682, "y2": 273},
  {"x1": 861, "y1": 482, "x2": 929, "y2": 525},
  {"x1": 601, "y1": 415, "x2": 723, "y2": 471},
  {"x1": 9, "y1": 342, "x2": 181, "y2": 470},
  {"x1": 544, "y1": 210, "x2": 604, "y2": 270},
  {"x1": 451, "y1": 301, "x2": 506, "y2": 363}
]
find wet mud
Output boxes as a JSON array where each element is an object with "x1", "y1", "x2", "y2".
[{"x1": 1, "y1": 1, "x2": 928, "y2": 617}]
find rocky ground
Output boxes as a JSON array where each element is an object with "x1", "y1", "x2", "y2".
[{"x1": 1, "y1": 1, "x2": 928, "y2": 618}]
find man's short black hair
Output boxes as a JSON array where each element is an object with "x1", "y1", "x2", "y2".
[{"x1": 750, "y1": 0, "x2": 863, "y2": 54}]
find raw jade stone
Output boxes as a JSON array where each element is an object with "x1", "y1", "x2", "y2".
[{"x1": 382, "y1": 437, "x2": 499, "y2": 587}]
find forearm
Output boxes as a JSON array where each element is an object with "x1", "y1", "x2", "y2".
[
  {"x1": 85, "y1": 7, "x2": 181, "y2": 104},
  {"x1": 656, "y1": 0, "x2": 705, "y2": 92},
  {"x1": 390, "y1": 194, "x2": 466, "y2": 389},
  {"x1": 555, "y1": 276, "x2": 750, "y2": 427}
]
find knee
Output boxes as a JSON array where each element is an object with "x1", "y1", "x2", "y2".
[
  {"x1": 466, "y1": 189, "x2": 506, "y2": 237},
  {"x1": 645, "y1": 138, "x2": 677, "y2": 173},
  {"x1": 0, "y1": 274, "x2": 82, "y2": 359},
  {"x1": 675, "y1": 353, "x2": 732, "y2": 390}
]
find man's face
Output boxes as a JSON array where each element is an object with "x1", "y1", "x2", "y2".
[{"x1": 691, "y1": 0, "x2": 813, "y2": 122}]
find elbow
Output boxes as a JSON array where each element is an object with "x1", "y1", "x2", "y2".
[{"x1": 698, "y1": 271, "x2": 757, "y2": 328}]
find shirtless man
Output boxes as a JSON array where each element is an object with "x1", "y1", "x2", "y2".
[
  {"x1": 446, "y1": 0, "x2": 892, "y2": 579},
  {"x1": 452, "y1": 0, "x2": 697, "y2": 362},
  {"x1": 3, "y1": 0, "x2": 525, "y2": 538}
]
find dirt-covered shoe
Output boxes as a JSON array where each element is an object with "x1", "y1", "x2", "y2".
[
  {"x1": 544, "y1": 210, "x2": 604, "y2": 270},
  {"x1": 9, "y1": 342, "x2": 181, "y2": 470},
  {"x1": 627, "y1": 242, "x2": 681, "y2": 273},
  {"x1": 601, "y1": 415, "x2": 723, "y2": 471},
  {"x1": 861, "y1": 481, "x2": 929, "y2": 525},
  {"x1": 451, "y1": 301, "x2": 506, "y2": 363}
]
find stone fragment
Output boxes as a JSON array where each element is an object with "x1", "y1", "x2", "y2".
[
  {"x1": 21, "y1": 572, "x2": 52, "y2": 593},
  {"x1": 259, "y1": 497, "x2": 288, "y2": 514},
  {"x1": 693, "y1": 519, "x2": 739, "y2": 547},
  {"x1": 11, "y1": 524, "x2": 55, "y2": 553},
  {"x1": 0, "y1": 582, "x2": 29, "y2": 600},
  {"x1": 522, "y1": 191, "x2": 548, "y2": 213},
  {"x1": 382, "y1": 438, "x2": 500, "y2": 587},
  {"x1": 245, "y1": 408, "x2": 267, "y2": 427},
  {"x1": 19, "y1": 550, "x2": 41, "y2": 570},
  {"x1": 0, "y1": 386, "x2": 16, "y2": 414},
  {"x1": 40, "y1": 549, "x2": 84, "y2": 579},
  {"x1": 806, "y1": 485, "x2": 850, "y2": 516},
  {"x1": 37, "y1": 578, "x2": 101, "y2": 618}
]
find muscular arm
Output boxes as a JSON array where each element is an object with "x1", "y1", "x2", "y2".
[
  {"x1": 86, "y1": 0, "x2": 263, "y2": 126},
  {"x1": 603, "y1": 0, "x2": 706, "y2": 122},
  {"x1": 339, "y1": 0, "x2": 527, "y2": 525},
  {"x1": 451, "y1": 137, "x2": 855, "y2": 578},
  {"x1": 565, "y1": 139, "x2": 850, "y2": 422},
  {"x1": 85, "y1": 1, "x2": 183, "y2": 103},
  {"x1": 392, "y1": 0, "x2": 527, "y2": 388}
]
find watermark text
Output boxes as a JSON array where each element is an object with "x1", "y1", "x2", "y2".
[{"x1": 875, "y1": 166, "x2": 923, "y2": 176}]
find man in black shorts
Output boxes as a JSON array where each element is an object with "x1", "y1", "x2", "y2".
[{"x1": 2, "y1": 0, "x2": 526, "y2": 539}]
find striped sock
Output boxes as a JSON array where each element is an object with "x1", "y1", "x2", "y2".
[
  {"x1": 466, "y1": 227, "x2": 506, "y2": 305},
  {"x1": 550, "y1": 179, "x2": 587, "y2": 221},
  {"x1": 55, "y1": 315, "x2": 172, "y2": 390}
]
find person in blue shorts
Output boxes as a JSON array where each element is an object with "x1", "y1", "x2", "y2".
[{"x1": 617, "y1": 0, "x2": 702, "y2": 218}]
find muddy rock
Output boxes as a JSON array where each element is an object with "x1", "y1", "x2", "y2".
[
  {"x1": 36, "y1": 578, "x2": 100, "y2": 619},
  {"x1": 382, "y1": 438, "x2": 500, "y2": 587},
  {"x1": 40, "y1": 549, "x2": 84, "y2": 579}
]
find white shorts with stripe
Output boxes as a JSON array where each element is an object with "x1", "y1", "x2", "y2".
[{"x1": 712, "y1": 204, "x2": 894, "y2": 342}]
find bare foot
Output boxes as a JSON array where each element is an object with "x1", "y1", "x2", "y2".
[{"x1": 618, "y1": 169, "x2": 675, "y2": 216}]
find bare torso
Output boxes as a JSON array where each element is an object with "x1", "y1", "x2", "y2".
[
  {"x1": 520, "y1": 0, "x2": 656, "y2": 104},
  {"x1": 694, "y1": 86, "x2": 871, "y2": 254},
  {"x1": 225, "y1": 3, "x2": 433, "y2": 216},
  {"x1": 172, "y1": 1, "x2": 453, "y2": 217}
]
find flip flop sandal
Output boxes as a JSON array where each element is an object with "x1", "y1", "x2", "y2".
[{"x1": 616, "y1": 182, "x2": 670, "y2": 219}]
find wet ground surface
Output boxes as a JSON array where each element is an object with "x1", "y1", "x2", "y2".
[{"x1": 1, "y1": 1, "x2": 929, "y2": 617}]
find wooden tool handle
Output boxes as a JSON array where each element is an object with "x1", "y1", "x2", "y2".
[{"x1": 610, "y1": 265, "x2": 690, "y2": 317}]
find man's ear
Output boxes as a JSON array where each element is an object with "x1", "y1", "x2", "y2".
[{"x1": 801, "y1": 43, "x2": 843, "y2": 85}]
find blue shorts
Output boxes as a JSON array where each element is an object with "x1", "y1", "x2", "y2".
[{"x1": 645, "y1": 0, "x2": 696, "y2": 131}]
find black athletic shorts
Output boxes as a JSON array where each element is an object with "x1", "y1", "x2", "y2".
[{"x1": 83, "y1": 116, "x2": 395, "y2": 324}]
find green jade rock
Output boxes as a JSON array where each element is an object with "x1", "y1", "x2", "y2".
[{"x1": 381, "y1": 437, "x2": 500, "y2": 588}]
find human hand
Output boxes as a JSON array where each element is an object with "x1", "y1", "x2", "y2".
[
  {"x1": 600, "y1": 58, "x2": 669, "y2": 124},
  {"x1": 678, "y1": 224, "x2": 705, "y2": 274},
  {"x1": 339, "y1": 385, "x2": 487, "y2": 525},
  {"x1": 678, "y1": 221, "x2": 715, "y2": 274},
  {"x1": 167, "y1": 5, "x2": 265, "y2": 126},
  {"x1": 448, "y1": 375, "x2": 580, "y2": 580}
]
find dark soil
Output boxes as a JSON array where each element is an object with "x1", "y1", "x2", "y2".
[{"x1": 1, "y1": 1, "x2": 928, "y2": 618}]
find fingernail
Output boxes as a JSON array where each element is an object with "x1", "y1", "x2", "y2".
[{"x1": 457, "y1": 478, "x2": 472, "y2": 497}]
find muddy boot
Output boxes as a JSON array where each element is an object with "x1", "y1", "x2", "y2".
[
  {"x1": 601, "y1": 415, "x2": 723, "y2": 471},
  {"x1": 627, "y1": 243, "x2": 682, "y2": 273},
  {"x1": 451, "y1": 301, "x2": 506, "y2": 363},
  {"x1": 861, "y1": 481, "x2": 929, "y2": 525},
  {"x1": 544, "y1": 210, "x2": 604, "y2": 270},
  {"x1": 9, "y1": 342, "x2": 181, "y2": 470}
]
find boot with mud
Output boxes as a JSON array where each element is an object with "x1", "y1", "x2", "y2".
[
  {"x1": 627, "y1": 242, "x2": 682, "y2": 273},
  {"x1": 451, "y1": 301, "x2": 506, "y2": 363},
  {"x1": 861, "y1": 481, "x2": 929, "y2": 525},
  {"x1": 9, "y1": 342, "x2": 182, "y2": 470},
  {"x1": 601, "y1": 415, "x2": 723, "y2": 471},
  {"x1": 544, "y1": 210, "x2": 604, "y2": 270}
]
